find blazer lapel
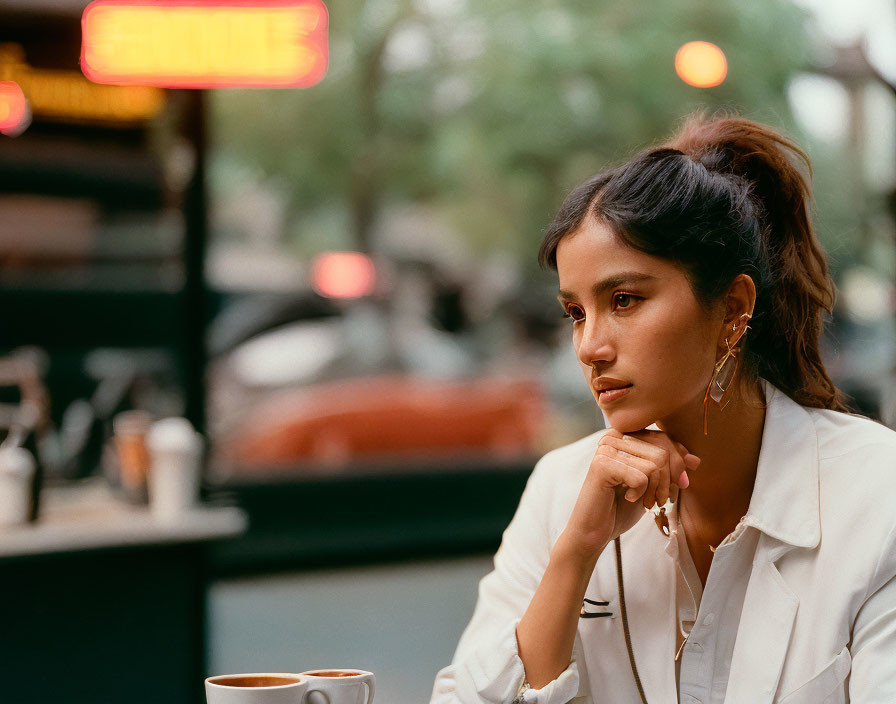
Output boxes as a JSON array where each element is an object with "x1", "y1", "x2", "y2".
[
  {"x1": 719, "y1": 380, "x2": 821, "y2": 703},
  {"x1": 724, "y1": 539, "x2": 800, "y2": 703}
]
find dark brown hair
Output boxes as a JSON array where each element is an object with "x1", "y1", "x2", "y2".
[{"x1": 538, "y1": 109, "x2": 856, "y2": 413}]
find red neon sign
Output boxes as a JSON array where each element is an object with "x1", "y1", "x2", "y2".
[
  {"x1": 0, "y1": 81, "x2": 28, "y2": 134},
  {"x1": 81, "y1": 0, "x2": 328, "y2": 89},
  {"x1": 312, "y1": 252, "x2": 377, "y2": 299}
]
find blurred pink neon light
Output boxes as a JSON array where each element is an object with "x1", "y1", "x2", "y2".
[
  {"x1": 0, "y1": 81, "x2": 28, "y2": 132},
  {"x1": 312, "y1": 252, "x2": 376, "y2": 299}
]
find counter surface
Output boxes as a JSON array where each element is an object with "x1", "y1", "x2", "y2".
[{"x1": 0, "y1": 478, "x2": 247, "y2": 558}]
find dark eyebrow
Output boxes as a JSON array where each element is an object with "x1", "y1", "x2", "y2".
[{"x1": 557, "y1": 271, "x2": 656, "y2": 302}]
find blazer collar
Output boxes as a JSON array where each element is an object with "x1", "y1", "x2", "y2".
[{"x1": 740, "y1": 378, "x2": 820, "y2": 549}]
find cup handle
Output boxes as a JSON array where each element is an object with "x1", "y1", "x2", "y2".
[
  {"x1": 303, "y1": 688, "x2": 330, "y2": 704},
  {"x1": 361, "y1": 673, "x2": 375, "y2": 704}
]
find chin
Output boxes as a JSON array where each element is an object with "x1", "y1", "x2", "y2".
[{"x1": 602, "y1": 409, "x2": 656, "y2": 434}]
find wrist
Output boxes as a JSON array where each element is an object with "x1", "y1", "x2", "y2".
[{"x1": 552, "y1": 529, "x2": 608, "y2": 570}]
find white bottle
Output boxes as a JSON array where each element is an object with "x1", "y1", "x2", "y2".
[
  {"x1": 146, "y1": 417, "x2": 203, "y2": 524},
  {"x1": 0, "y1": 446, "x2": 36, "y2": 527}
]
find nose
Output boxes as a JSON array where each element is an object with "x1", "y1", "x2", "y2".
[{"x1": 575, "y1": 317, "x2": 615, "y2": 369}]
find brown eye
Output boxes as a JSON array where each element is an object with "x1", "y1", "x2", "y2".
[
  {"x1": 564, "y1": 303, "x2": 585, "y2": 321},
  {"x1": 613, "y1": 293, "x2": 639, "y2": 310}
]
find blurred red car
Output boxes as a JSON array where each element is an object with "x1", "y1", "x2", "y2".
[{"x1": 213, "y1": 374, "x2": 545, "y2": 473}]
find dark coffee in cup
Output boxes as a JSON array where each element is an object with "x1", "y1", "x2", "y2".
[
  {"x1": 208, "y1": 676, "x2": 302, "y2": 688},
  {"x1": 206, "y1": 673, "x2": 308, "y2": 702},
  {"x1": 302, "y1": 671, "x2": 356, "y2": 678}
]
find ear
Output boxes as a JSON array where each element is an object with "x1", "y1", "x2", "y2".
[{"x1": 717, "y1": 274, "x2": 756, "y2": 349}]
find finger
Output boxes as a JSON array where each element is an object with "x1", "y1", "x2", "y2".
[
  {"x1": 605, "y1": 434, "x2": 668, "y2": 466},
  {"x1": 627, "y1": 431, "x2": 684, "y2": 459},
  {"x1": 634, "y1": 433, "x2": 701, "y2": 469},
  {"x1": 636, "y1": 433, "x2": 689, "y2": 479},
  {"x1": 618, "y1": 433, "x2": 691, "y2": 490},
  {"x1": 613, "y1": 433, "x2": 697, "y2": 491},
  {"x1": 667, "y1": 446, "x2": 689, "y2": 489},
  {"x1": 595, "y1": 441, "x2": 657, "y2": 474},
  {"x1": 673, "y1": 441, "x2": 691, "y2": 459},
  {"x1": 642, "y1": 467, "x2": 659, "y2": 509},
  {"x1": 595, "y1": 455, "x2": 648, "y2": 500},
  {"x1": 656, "y1": 461, "x2": 671, "y2": 506},
  {"x1": 672, "y1": 441, "x2": 702, "y2": 470},
  {"x1": 626, "y1": 430, "x2": 688, "y2": 457}
]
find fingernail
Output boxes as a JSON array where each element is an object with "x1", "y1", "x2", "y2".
[
  {"x1": 625, "y1": 489, "x2": 638, "y2": 501},
  {"x1": 679, "y1": 471, "x2": 690, "y2": 489},
  {"x1": 622, "y1": 435, "x2": 633, "y2": 442}
]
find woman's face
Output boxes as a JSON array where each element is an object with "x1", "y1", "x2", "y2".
[{"x1": 555, "y1": 216, "x2": 721, "y2": 433}]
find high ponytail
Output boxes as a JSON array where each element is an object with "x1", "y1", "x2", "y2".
[{"x1": 539, "y1": 109, "x2": 857, "y2": 413}]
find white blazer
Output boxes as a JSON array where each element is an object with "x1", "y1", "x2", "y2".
[{"x1": 431, "y1": 379, "x2": 896, "y2": 703}]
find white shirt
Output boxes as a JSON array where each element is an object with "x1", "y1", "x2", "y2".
[
  {"x1": 430, "y1": 378, "x2": 896, "y2": 704},
  {"x1": 668, "y1": 496, "x2": 756, "y2": 703}
]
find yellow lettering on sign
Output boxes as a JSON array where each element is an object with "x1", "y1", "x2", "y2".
[
  {"x1": 0, "y1": 42, "x2": 165, "y2": 125},
  {"x1": 81, "y1": 1, "x2": 329, "y2": 88}
]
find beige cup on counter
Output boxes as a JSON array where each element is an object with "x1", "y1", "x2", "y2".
[{"x1": 112, "y1": 410, "x2": 153, "y2": 496}]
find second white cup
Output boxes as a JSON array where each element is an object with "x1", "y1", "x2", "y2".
[{"x1": 300, "y1": 669, "x2": 375, "y2": 704}]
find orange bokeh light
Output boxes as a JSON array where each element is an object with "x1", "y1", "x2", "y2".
[
  {"x1": 312, "y1": 252, "x2": 376, "y2": 299},
  {"x1": 0, "y1": 81, "x2": 28, "y2": 133},
  {"x1": 81, "y1": 0, "x2": 328, "y2": 89},
  {"x1": 675, "y1": 41, "x2": 727, "y2": 88}
]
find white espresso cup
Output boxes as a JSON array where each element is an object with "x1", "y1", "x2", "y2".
[
  {"x1": 205, "y1": 673, "x2": 308, "y2": 703},
  {"x1": 300, "y1": 669, "x2": 375, "y2": 704}
]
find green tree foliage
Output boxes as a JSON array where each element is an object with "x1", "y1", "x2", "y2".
[{"x1": 211, "y1": 0, "x2": 815, "y2": 268}]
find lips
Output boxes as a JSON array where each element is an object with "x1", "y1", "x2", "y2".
[
  {"x1": 595, "y1": 383, "x2": 632, "y2": 405},
  {"x1": 597, "y1": 384, "x2": 632, "y2": 394},
  {"x1": 592, "y1": 377, "x2": 633, "y2": 393}
]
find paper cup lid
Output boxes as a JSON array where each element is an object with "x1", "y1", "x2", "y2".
[
  {"x1": 146, "y1": 417, "x2": 202, "y2": 453},
  {"x1": 0, "y1": 446, "x2": 36, "y2": 478}
]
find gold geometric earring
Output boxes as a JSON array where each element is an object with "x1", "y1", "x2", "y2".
[{"x1": 702, "y1": 312, "x2": 752, "y2": 436}]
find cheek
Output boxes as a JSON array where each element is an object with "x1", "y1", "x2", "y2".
[
  {"x1": 650, "y1": 317, "x2": 716, "y2": 393},
  {"x1": 624, "y1": 303, "x2": 712, "y2": 387}
]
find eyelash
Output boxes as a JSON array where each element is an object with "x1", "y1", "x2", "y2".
[{"x1": 562, "y1": 293, "x2": 641, "y2": 321}]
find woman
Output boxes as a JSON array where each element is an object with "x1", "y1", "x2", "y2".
[{"x1": 430, "y1": 111, "x2": 896, "y2": 704}]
